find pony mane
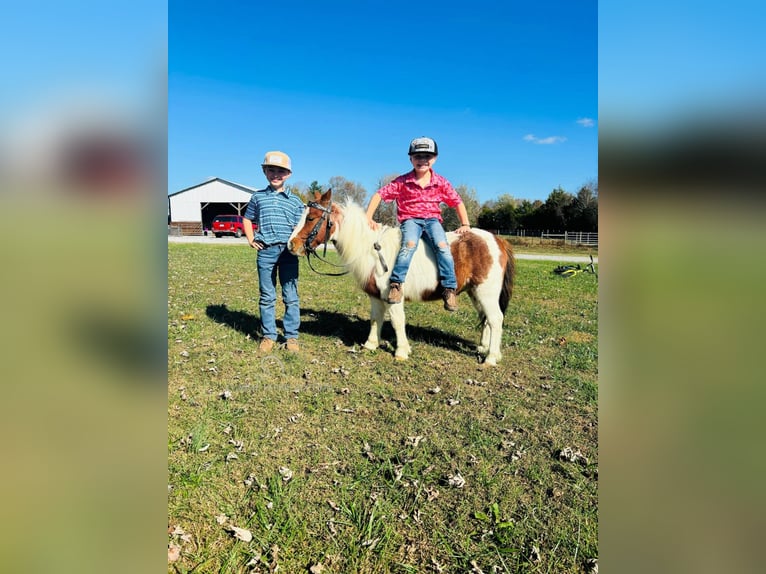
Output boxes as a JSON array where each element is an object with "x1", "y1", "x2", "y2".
[{"x1": 334, "y1": 200, "x2": 401, "y2": 286}]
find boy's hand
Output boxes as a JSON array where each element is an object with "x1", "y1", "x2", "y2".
[
  {"x1": 248, "y1": 238, "x2": 265, "y2": 250},
  {"x1": 456, "y1": 225, "x2": 470, "y2": 234}
]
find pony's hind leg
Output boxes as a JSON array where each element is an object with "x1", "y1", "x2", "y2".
[
  {"x1": 363, "y1": 296, "x2": 386, "y2": 350},
  {"x1": 482, "y1": 304, "x2": 504, "y2": 366},
  {"x1": 471, "y1": 288, "x2": 504, "y2": 366},
  {"x1": 467, "y1": 291, "x2": 491, "y2": 355}
]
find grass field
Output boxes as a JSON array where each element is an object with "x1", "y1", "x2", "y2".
[{"x1": 168, "y1": 243, "x2": 598, "y2": 573}]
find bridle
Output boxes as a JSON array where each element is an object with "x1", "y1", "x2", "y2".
[{"x1": 303, "y1": 199, "x2": 348, "y2": 276}]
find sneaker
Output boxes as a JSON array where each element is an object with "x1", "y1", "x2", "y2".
[
  {"x1": 259, "y1": 338, "x2": 276, "y2": 353},
  {"x1": 443, "y1": 288, "x2": 457, "y2": 312},
  {"x1": 285, "y1": 338, "x2": 299, "y2": 352},
  {"x1": 388, "y1": 282, "x2": 403, "y2": 304}
]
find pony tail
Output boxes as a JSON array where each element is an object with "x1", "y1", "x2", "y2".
[{"x1": 499, "y1": 239, "x2": 515, "y2": 315}]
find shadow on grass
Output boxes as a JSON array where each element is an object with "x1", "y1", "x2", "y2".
[{"x1": 206, "y1": 303, "x2": 477, "y2": 357}]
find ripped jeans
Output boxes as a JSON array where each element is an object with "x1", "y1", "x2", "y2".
[{"x1": 389, "y1": 217, "x2": 457, "y2": 289}]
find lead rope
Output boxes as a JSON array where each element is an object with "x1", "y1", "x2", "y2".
[{"x1": 373, "y1": 228, "x2": 389, "y2": 273}]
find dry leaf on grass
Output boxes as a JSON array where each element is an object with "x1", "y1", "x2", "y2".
[
  {"x1": 168, "y1": 544, "x2": 181, "y2": 563},
  {"x1": 446, "y1": 472, "x2": 466, "y2": 488},
  {"x1": 431, "y1": 557, "x2": 445, "y2": 572},
  {"x1": 362, "y1": 537, "x2": 380, "y2": 549},
  {"x1": 405, "y1": 435, "x2": 424, "y2": 447},
  {"x1": 215, "y1": 514, "x2": 228, "y2": 525},
  {"x1": 227, "y1": 525, "x2": 253, "y2": 542},
  {"x1": 558, "y1": 447, "x2": 588, "y2": 465},
  {"x1": 278, "y1": 466, "x2": 293, "y2": 482}
]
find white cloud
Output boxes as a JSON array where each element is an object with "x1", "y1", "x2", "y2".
[
  {"x1": 576, "y1": 117, "x2": 595, "y2": 127},
  {"x1": 523, "y1": 134, "x2": 567, "y2": 145}
]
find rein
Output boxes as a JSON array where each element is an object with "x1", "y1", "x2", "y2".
[{"x1": 304, "y1": 200, "x2": 349, "y2": 276}]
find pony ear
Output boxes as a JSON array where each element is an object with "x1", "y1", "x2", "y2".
[
  {"x1": 321, "y1": 188, "x2": 333, "y2": 203},
  {"x1": 313, "y1": 191, "x2": 321, "y2": 200}
]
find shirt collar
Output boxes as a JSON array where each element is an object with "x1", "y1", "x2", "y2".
[
  {"x1": 404, "y1": 168, "x2": 435, "y2": 183},
  {"x1": 266, "y1": 185, "x2": 290, "y2": 195}
]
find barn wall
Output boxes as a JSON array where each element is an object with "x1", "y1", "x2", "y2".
[{"x1": 169, "y1": 179, "x2": 254, "y2": 221}]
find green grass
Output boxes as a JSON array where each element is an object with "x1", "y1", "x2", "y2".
[{"x1": 168, "y1": 243, "x2": 598, "y2": 573}]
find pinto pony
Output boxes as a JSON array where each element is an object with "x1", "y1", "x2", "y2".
[{"x1": 288, "y1": 190, "x2": 515, "y2": 366}]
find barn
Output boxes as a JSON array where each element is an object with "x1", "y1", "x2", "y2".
[{"x1": 168, "y1": 177, "x2": 257, "y2": 235}]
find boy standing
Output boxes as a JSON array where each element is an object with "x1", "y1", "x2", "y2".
[
  {"x1": 365, "y1": 137, "x2": 470, "y2": 311},
  {"x1": 243, "y1": 151, "x2": 305, "y2": 352}
]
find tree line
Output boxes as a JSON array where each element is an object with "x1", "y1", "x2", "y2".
[{"x1": 288, "y1": 176, "x2": 598, "y2": 234}]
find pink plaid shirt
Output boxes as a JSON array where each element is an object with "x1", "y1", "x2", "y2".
[{"x1": 377, "y1": 170, "x2": 462, "y2": 223}]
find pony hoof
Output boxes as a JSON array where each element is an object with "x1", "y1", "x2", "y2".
[
  {"x1": 482, "y1": 357, "x2": 498, "y2": 367},
  {"x1": 394, "y1": 354, "x2": 408, "y2": 361},
  {"x1": 362, "y1": 341, "x2": 378, "y2": 351}
]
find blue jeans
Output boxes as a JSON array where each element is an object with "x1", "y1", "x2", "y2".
[
  {"x1": 390, "y1": 218, "x2": 457, "y2": 289},
  {"x1": 256, "y1": 243, "x2": 300, "y2": 340}
]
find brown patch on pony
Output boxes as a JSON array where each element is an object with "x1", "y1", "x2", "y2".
[
  {"x1": 362, "y1": 272, "x2": 381, "y2": 298},
  {"x1": 451, "y1": 233, "x2": 493, "y2": 290},
  {"x1": 420, "y1": 287, "x2": 441, "y2": 302}
]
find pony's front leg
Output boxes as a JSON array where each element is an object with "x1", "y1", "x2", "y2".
[
  {"x1": 363, "y1": 296, "x2": 386, "y2": 350},
  {"x1": 387, "y1": 303, "x2": 411, "y2": 360}
]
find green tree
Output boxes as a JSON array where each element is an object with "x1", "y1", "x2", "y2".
[
  {"x1": 537, "y1": 187, "x2": 574, "y2": 230},
  {"x1": 477, "y1": 193, "x2": 517, "y2": 232},
  {"x1": 568, "y1": 180, "x2": 598, "y2": 231},
  {"x1": 328, "y1": 176, "x2": 367, "y2": 205},
  {"x1": 441, "y1": 185, "x2": 480, "y2": 230},
  {"x1": 370, "y1": 173, "x2": 399, "y2": 227},
  {"x1": 308, "y1": 180, "x2": 323, "y2": 193}
]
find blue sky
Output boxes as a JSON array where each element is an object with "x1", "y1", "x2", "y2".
[
  {"x1": 169, "y1": 0, "x2": 598, "y2": 204},
  {"x1": 599, "y1": 1, "x2": 766, "y2": 129}
]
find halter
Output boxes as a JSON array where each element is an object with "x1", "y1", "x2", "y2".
[{"x1": 303, "y1": 199, "x2": 348, "y2": 276}]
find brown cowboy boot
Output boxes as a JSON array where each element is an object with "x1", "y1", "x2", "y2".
[
  {"x1": 259, "y1": 338, "x2": 276, "y2": 353},
  {"x1": 285, "y1": 338, "x2": 299, "y2": 352},
  {"x1": 443, "y1": 288, "x2": 457, "y2": 311},
  {"x1": 388, "y1": 282, "x2": 403, "y2": 304}
]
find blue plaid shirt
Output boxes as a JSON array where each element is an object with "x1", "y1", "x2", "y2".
[{"x1": 244, "y1": 186, "x2": 305, "y2": 245}]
